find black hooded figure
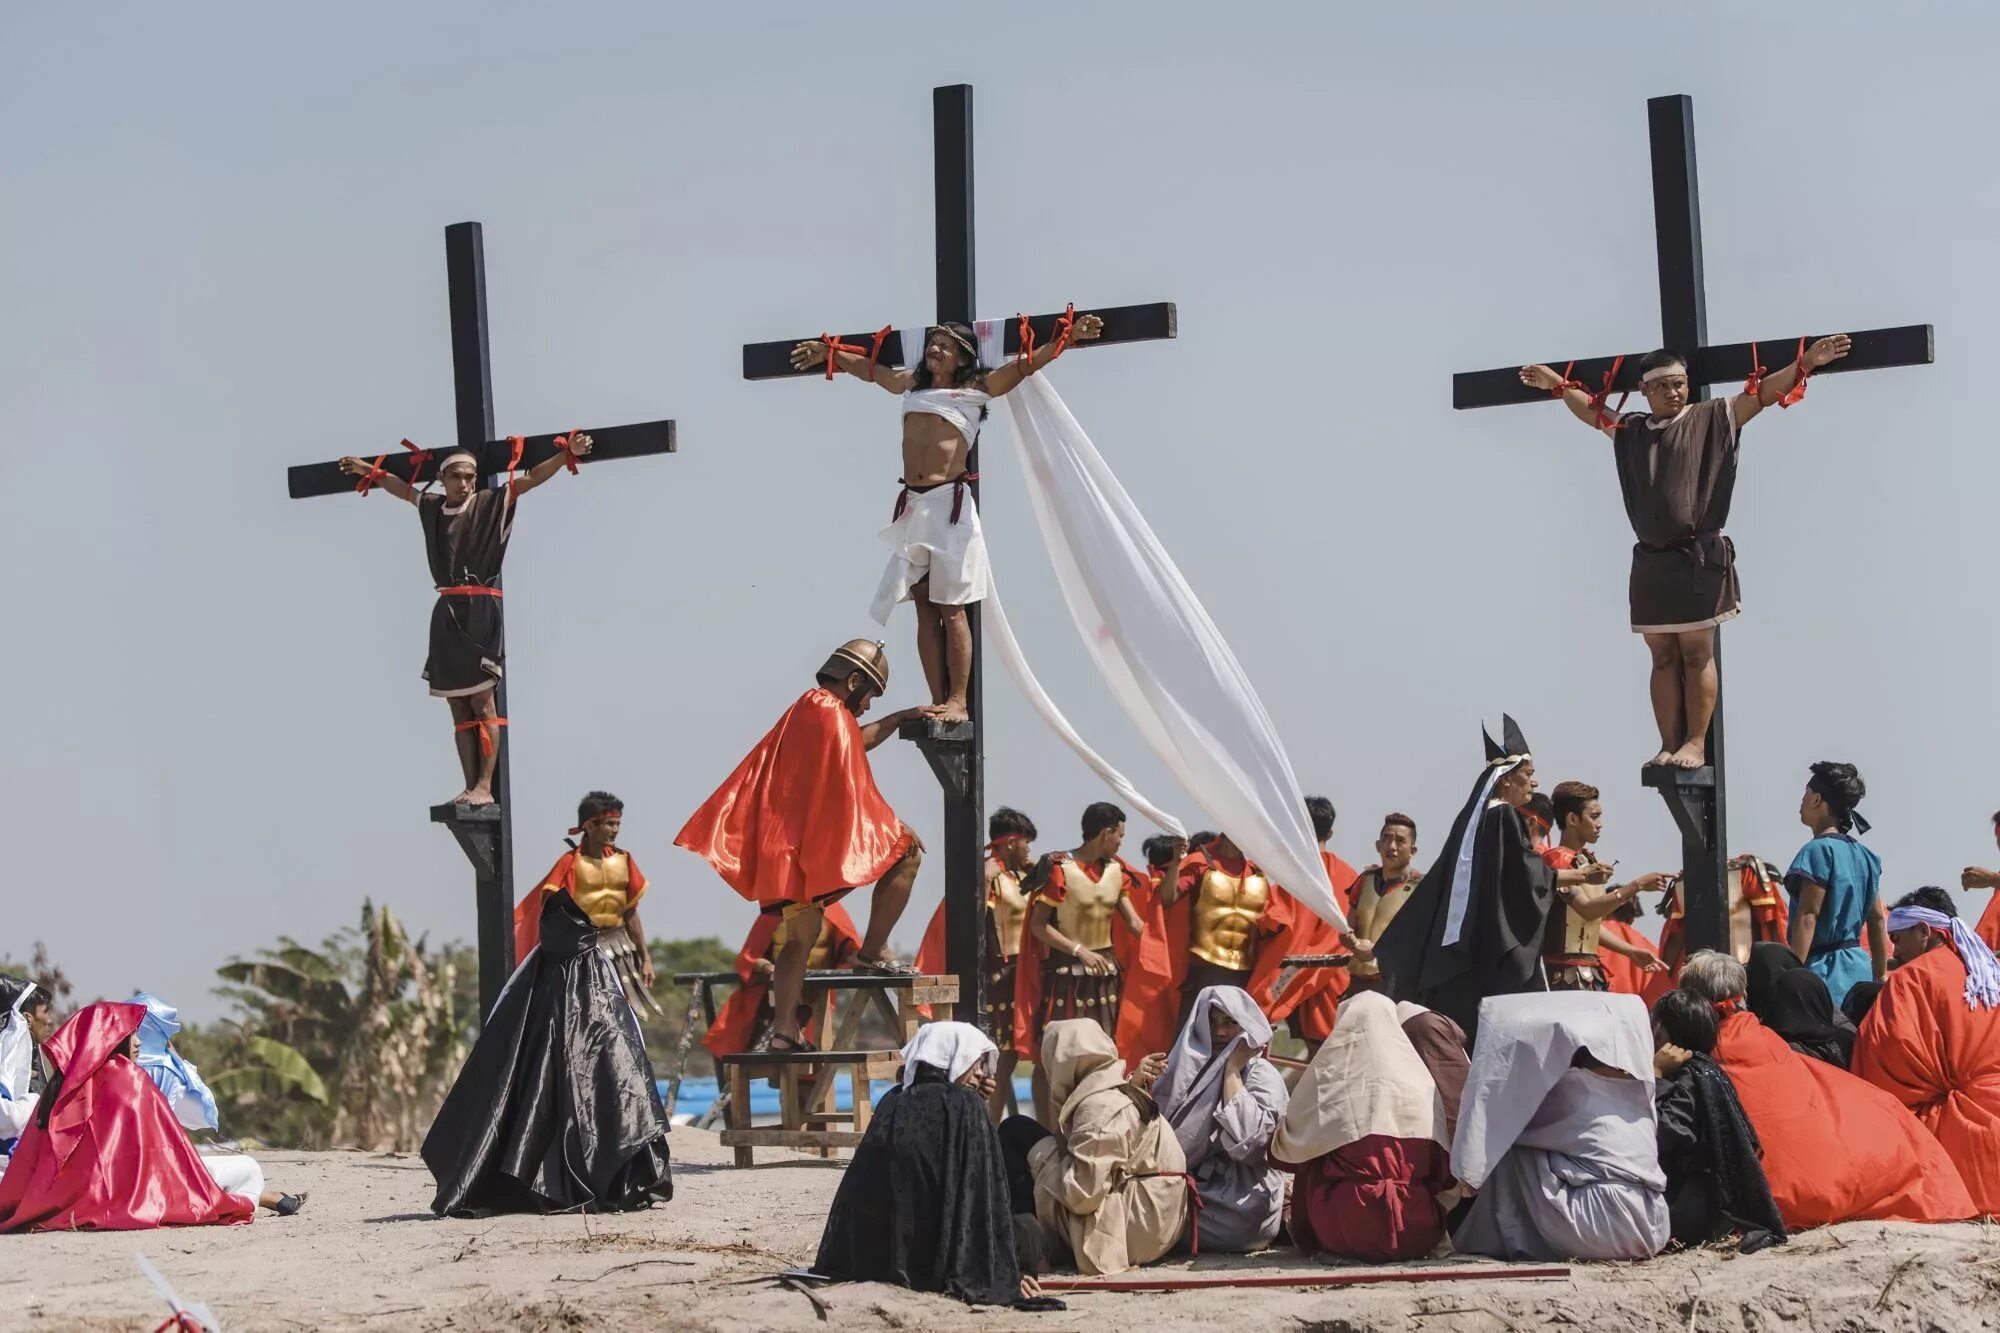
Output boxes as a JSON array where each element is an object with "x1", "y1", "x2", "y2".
[
  {"x1": 423, "y1": 891, "x2": 672, "y2": 1216},
  {"x1": 1371, "y1": 716, "x2": 1558, "y2": 1043}
]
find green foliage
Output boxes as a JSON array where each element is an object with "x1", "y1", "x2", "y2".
[{"x1": 637, "y1": 936, "x2": 737, "y2": 1080}]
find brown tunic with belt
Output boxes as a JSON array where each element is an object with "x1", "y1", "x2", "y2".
[
  {"x1": 418, "y1": 486, "x2": 513, "y2": 696},
  {"x1": 1611, "y1": 397, "x2": 1742, "y2": 633}
]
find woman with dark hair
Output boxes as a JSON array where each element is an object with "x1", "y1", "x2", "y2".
[
  {"x1": 1786, "y1": 761, "x2": 1885, "y2": 1007},
  {"x1": 789, "y1": 315, "x2": 1102, "y2": 726},
  {"x1": 1649, "y1": 988, "x2": 1786, "y2": 1250},
  {"x1": 1744, "y1": 942, "x2": 1856, "y2": 1068}
]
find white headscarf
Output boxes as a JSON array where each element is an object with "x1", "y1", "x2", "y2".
[
  {"x1": 0, "y1": 981, "x2": 42, "y2": 1144},
  {"x1": 899, "y1": 1021, "x2": 998, "y2": 1089},
  {"x1": 1272, "y1": 990, "x2": 1442, "y2": 1166},
  {"x1": 1154, "y1": 985, "x2": 1272, "y2": 1160},
  {"x1": 1885, "y1": 906, "x2": 2000, "y2": 1010},
  {"x1": 129, "y1": 992, "x2": 219, "y2": 1131}
]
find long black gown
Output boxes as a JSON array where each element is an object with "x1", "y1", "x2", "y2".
[
  {"x1": 1654, "y1": 1053, "x2": 1786, "y2": 1249},
  {"x1": 1373, "y1": 795, "x2": 1555, "y2": 1043},
  {"x1": 813, "y1": 1063, "x2": 1021, "y2": 1305},
  {"x1": 423, "y1": 891, "x2": 672, "y2": 1215}
]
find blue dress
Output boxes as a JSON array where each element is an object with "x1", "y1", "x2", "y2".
[{"x1": 1784, "y1": 834, "x2": 1881, "y2": 1006}]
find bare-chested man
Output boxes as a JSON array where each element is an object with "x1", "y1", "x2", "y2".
[
  {"x1": 1519, "y1": 338, "x2": 1850, "y2": 768},
  {"x1": 337, "y1": 436, "x2": 593, "y2": 804},
  {"x1": 788, "y1": 317, "x2": 1103, "y2": 724}
]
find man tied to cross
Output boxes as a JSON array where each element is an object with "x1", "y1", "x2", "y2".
[
  {"x1": 788, "y1": 316, "x2": 1102, "y2": 724},
  {"x1": 336, "y1": 434, "x2": 594, "y2": 804},
  {"x1": 1517, "y1": 337, "x2": 1851, "y2": 769}
]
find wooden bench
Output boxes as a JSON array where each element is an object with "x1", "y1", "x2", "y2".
[{"x1": 669, "y1": 971, "x2": 960, "y2": 1165}]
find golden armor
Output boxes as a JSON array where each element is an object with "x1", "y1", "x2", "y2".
[
  {"x1": 565, "y1": 851, "x2": 633, "y2": 928},
  {"x1": 1349, "y1": 868, "x2": 1418, "y2": 978},
  {"x1": 989, "y1": 866, "x2": 1032, "y2": 958},
  {"x1": 1188, "y1": 864, "x2": 1270, "y2": 972},
  {"x1": 1052, "y1": 858, "x2": 1126, "y2": 953}
]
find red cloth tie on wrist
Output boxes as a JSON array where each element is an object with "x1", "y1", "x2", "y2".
[
  {"x1": 551, "y1": 429, "x2": 585, "y2": 476},
  {"x1": 1743, "y1": 343, "x2": 1767, "y2": 399},
  {"x1": 819, "y1": 332, "x2": 869, "y2": 380},
  {"x1": 355, "y1": 454, "x2": 389, "y2": 495},
  {"x1": 1777, "y1": 337, "x2": 1810, "y2": 408}
]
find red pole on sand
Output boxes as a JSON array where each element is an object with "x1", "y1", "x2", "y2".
[{"x1": 1038, "y1": 1265, "x2": 1570, "y2": 1294}]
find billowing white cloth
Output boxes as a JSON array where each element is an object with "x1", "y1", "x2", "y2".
[
  {"x1": 899, "y1": 1020, "x2": 997, "y2": 1089},
  {"x1": 1450, "y1": 992, "x2": 1666, "y2": 1262},
  {"x1": 202, "y1": 1152, "x2": 265, "y2": 1206},
  {"x1": 999, "y1": 375, "x2": 1345, "y2": 931},
  {"x1": 131, "y1": 992, "x2": 219, "y2": 1133},
  {"x1": 0, "y1": 986, "x2": 39, "y2": 1149},
  {"x1": 1154, "y1": 986, "x2": 1287, "y2": 1252},
  {"x1": 1273, "y1": 990, "x2": 1444, "y2": 1166}
]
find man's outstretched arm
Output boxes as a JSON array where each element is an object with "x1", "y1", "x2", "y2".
[
  {"x1": 789, "y1": 340, "x2": 915, "y2": 394},
  {"x1": 510, "y1": 432, "x2": 595, "y2": 497},
  {"x1": 1519, "y1": 365, "x2": 1621, "y2": 436},
  {"x1": 1731, "y1": 334, "x2": 1852, "y2": 427},
  {"x1": 337, "y1": 456, "x2": 419, "y2": 504}
]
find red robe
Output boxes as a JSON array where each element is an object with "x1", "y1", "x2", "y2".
[
  {"x1": 0, "y1": 1003, "x2": 254, "y2": 1233},
  {"x1": 676, "y1": 688, "x2": 910, "y2": 906},
  {"x1": 1979, "y1": 895, "x2": 2000, "y2": 953},
  {"x1": 1112, "y1": 866, "x2": 1180, "y2": 1065},
  {"x1": 1011, "y1": 854, "x2": 1147, "y2": 1060},
  {"x1": 1851, "y1": 942, "x2": 2000, "y2": 1215},
  {"x1": 1267, "y1": 852, "x2": 1361, "y2": 1041},
  {"x1": 1598, "y1": 919, "x2": 1670, "y2": 1001},
  {"x1": 1712, "y1": 1009, "x2": 1975, "y2": 1229},
  {"x1": 513, "y1": 847, "x2": 649, "y2": 962},
  {"x1": 703, "y1": 905, "x2": 862, "y2": 1057}
]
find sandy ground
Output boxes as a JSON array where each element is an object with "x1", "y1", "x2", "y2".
[{"x1": 9, "y1": 1126, "x2": 2000, "y2": 1333}]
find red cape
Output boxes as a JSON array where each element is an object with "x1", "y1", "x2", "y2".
[
  {"x1": 0, "y1": 1003, "x2": 254, "y2": 1233},
  {"x1": 1268, "y1": 852, "x2": 1360, "y2": 1040},
  {"x1": 1714, "y1": 1009, "x2": 1975, "y2": 1229},
  {"x1": 514, "y1": 847, "x2": 650, "y2": 962},
  {"x1": 1112, "y1": 866, "x2": 1181, "y2": 1065},
  {"x1": 1598, "y1": 919, "x2": 1674, "y2": 1004},
  {"x1": 1012, "y1": 855, "x2": 1149, "y2": 1061},
  {"x1": 1980, "y1": 895, "x2": 2000, "y2": 953},
  {"x1": 676, "y1": 688, "x2": 909, "y2": 906},
  {"x1": 703, "y1": 904, "x2": 861, "y2": 1057},
  {"x1": 1852, "y1": 942, "x2": 2000, "y2": 1215}
]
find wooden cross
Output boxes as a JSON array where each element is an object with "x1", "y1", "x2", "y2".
[
  {"x1": 742, "y1": 84, "x2": 1176, "y2": 1024},
  {"x1": 287, "y1": 221, "x2": 676, "y2": 1015},
  {"x1": 1451, "y1": 95, "x2": 1932, "y2": 956}
]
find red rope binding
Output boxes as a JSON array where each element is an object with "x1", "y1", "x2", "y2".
[
  {"x1": 455, "y1": 716, "x2": 508, "y2": 756},
  {"x1": 1015, "y1": 312, "x2": 1036, "y2": 373},
  {"x1": 819, "y1": 332, "x2": 869, "y2": 380},
  {"x1": 551, "y1": 428, "x2": 585, "y2": 476},
  {"x1": 401, "y1": 438, "x2": 434, "y2": 492},
  {"x1": 866, "y1": 325, "x2": 892, "y2": 382},
  {"x1": 504, "y1": 435, "x2": 526, "y2": 498},
  {"x1": 1742, "y1": 342, "x2": 1767, "y2": 399},
  {"x1": 354, "y1": 454, "x2": 389, "y2": 496},
  {"x1": 1587, "y1": 354, "x2": 1628, "y2": 431},
  {"x1": 1777, "y1": 337, "x2": 1810, "y2": 408},
  {"x1": 1550, "y1": 360, "x2": 1583, "y2": 398}
]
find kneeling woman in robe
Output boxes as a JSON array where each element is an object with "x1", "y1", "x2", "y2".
[
  {"x1": 1019, "y1": 1019, "x2": 1189, "y2": 1276},
  {"x1": 814, "y1": 1023, "x2": 1038, "y2": 1306},
  {"x1": 1272, "y1": 990, "x2": 1457, "y2": 1261},
  {"x1": 1150, "y1": 985, "x2": 1289, "y2": 1253},
  {"x1": 1451, "y1": 992, "x2": 1670, "y2": 1262}
]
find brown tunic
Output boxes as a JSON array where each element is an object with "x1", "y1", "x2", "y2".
[
  {"x1": 1611, "y1": 397, "x2": 1742, "y2": 633},
  {"x1": 418, "y1": 487, "x2": 513, "y2": 696}
]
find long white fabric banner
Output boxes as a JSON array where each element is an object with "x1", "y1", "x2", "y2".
[{"x1": 998, "y1": 374, "x2": 1348, "y2": 932}]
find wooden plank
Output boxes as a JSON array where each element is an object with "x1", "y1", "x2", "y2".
[
  {"x1": 719, "y1": 1129, "x2": 865, "y2": 1150},
  {"x1": 287, "y1": 419, "x2": 677, "y2": 499},
  {"x1": 1451, "y1": 324, "x2": 1933, "y2": 410},
  {"x1": 721, "y1": 1049, "x2": 903, "y2": 1075},
  {"x1": 742, "y1": 302, "x2": 1178, "y2": 381},
  {"x1": 672, "y1": 971, "x2": 958, "y2": 993},
  {"x1": 726, "y1": 1063, "x2": 754, "y2": 1169}
]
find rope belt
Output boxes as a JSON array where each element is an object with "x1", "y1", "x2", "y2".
[
  {"x1": 1637, "y1": 531, "x2": 1733, "y2": 571},
  {"x1": 435, "y1": 585, "x2": 503, "y2": 598},
  {"x1": 1131, "y1": 1170, "x2": 1204, "y2": 1256},
  {"x1": 891, "y1": 473, "x2": 980, "y2": 525}
]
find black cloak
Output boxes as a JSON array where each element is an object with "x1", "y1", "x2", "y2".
[
  {"x1": 1745, "y1": 942, "x2": 1856, "y2": 1070},
  {"x1": 813, "y1": 1063, "x2": 1022, "y2": 1306},
  {"x1": 1372, "y1": 717, "x2": 1555, "y2": 1042},
  {"x1": 1654, "y1": 1052, "x2": 1787, "y2": 1249},
  {"x1": 423, "y1": 891, "x2": 672, "y2": 1215}
]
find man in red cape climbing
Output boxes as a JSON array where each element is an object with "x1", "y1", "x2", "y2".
[
  {"x1": 1678, "y1": 948, "x2": 1975, "y2": 1229},
  {"x1": 677, "y1": 639, "x2": 930, "y2": 1053},
  {"x1": 0, "y1": 1002, "x2": 253, "y2": 1232},
  {"x1": 704, "y1": 905, "x2": 863, "y2": 1057},
  {"x1": 1852, "y1": 887, "x2": 2000, "y2": 1215}
]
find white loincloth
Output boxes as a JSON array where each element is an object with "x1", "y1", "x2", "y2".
[
  {"x1": 201, "y1": 1151, "x2": 265, "y2": 1206},
  {"x1": 870, "y1": 482, "x2": 992, "y2": 624}
]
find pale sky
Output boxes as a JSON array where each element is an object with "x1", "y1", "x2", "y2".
[{"x1": 5, "y1": 3, "x2": 1994, "y2": 1020}]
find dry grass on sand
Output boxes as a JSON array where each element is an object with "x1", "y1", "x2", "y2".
[{"x1": 7, "y1": 1127, "x2": 2000, "y2": 1332}]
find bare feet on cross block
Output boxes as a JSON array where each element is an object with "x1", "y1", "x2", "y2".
[
  {"x1": 453, "y1": 785, "x2": 496, "y2": 806},
  {"x1": 1667, "y1": 739, "x2": 1706, "y2": 770},
  {"x1": 1646, "y1": 748, "x2": 1676, "y2": 768},
  {"x1": 924, "y1": 699, "x2": 970, "y2": 726}
]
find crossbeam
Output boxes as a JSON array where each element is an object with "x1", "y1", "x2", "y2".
[
  {"x1": 741, "y1": 302, "x2": 1176, "y2": 381},
  {"x1": 1453, "y1": 324, "x2": 1932, "y2": 411},
  {"x1": 286, "y1": 420, "x2": 676, "y2": 499}
]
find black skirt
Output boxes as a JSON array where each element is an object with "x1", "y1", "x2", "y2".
[
  {"x1": 424, "y1": 593, "x2": 504, "y2": 697},
  {"x1": 422, "y1": 893, "x2": 672, "y2": 1215}
]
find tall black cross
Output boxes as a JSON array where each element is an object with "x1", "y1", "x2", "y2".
[
  {"x1": 287, "y1": 221, "x2": 677, "y2": 1015},
  {"x1": 1452, "y1": 95, "x2": 1932, "y2": 955},
  {"x1": 743, "y1": 84, "x2": 1176, "y2": 1022}
]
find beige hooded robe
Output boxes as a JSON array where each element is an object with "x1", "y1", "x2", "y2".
[{"x1": 1027, "y1": 1019, "x2": 1190, "y2": 1275}]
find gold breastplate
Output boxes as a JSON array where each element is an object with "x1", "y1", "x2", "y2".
[
  {"x1": 1053, "y1": 859, "x2": 1125, "y2": 952},
  {"x1": 1548, "y1": 885, "x2": 1605, "y2": 956},
  {"x1": 990, "y1": 867, "x2": 1031, "y2": 958},
  {"x1": 1350, "y1": 871, "x2": 1415, "y2": 977},
  {"x1": 1188, "y1": 866, "x2": 1269, "y2": 971},
  {"x1": 568, "y1": 851, "x2": 632, "y2": 927}
]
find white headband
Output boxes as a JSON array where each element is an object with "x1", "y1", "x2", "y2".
[
  {"x1": 440, "y1": 451, "x2": 478, "y2": 474},
  {"x1": 1640, "y1": 365, "x2": 1688, "y2": 384},
  {"x1": 1887, "y1": 906, "x2": 2000, "y2": 1010}
]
